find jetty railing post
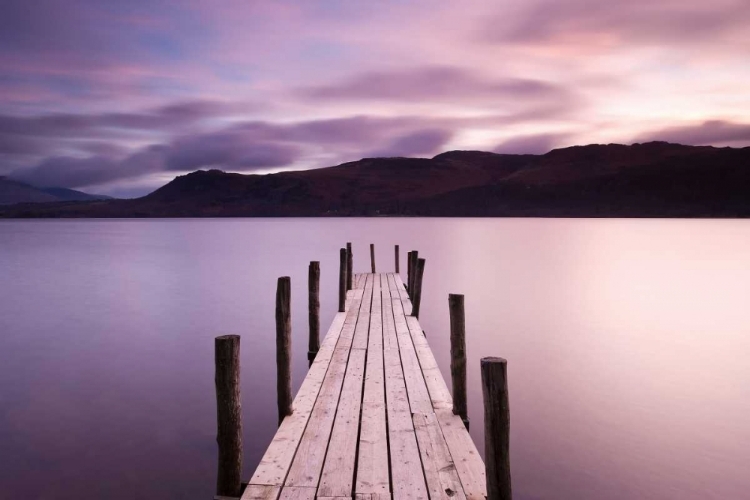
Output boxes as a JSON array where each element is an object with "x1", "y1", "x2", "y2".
[
  {"x1": 395, "y1": 245, "x2": 400, "y2": 273},
  {"x1": 276, "y1": 277, "x2": 292, "y2": 425},
  {"x1": 339, "y1": 248, "x2": 347, "y2": 312},
  {"x1": 412, "y1": 257, "x2": 426, "y2": 318},
  {"x1": 481, "y1": 357, "x2": 512, "y2": 500},
  {"x1": 449, "y1": 294, "x2": 469, "y2": 429},
  {"x1": 370, "y1": 243, "x2": 376, "y2": 273},
  {"x1": 308, "y1": 261, "x2": 320, "y2": 363},
  {"x1": 214, "y1": 335, "x2": 243, "y2": 497},
  {"x1": 346, "y1": 242, "x2": 353, "y2": 291}
]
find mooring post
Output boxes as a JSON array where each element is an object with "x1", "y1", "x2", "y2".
[
  {"x1": 406, "y1": 251, "x2": 413, "y2": 291},
  {"x1": 370, "y1": 243, "x2": 376, "y2": 273},
  {"x1": 276, "y1": 277, "x2": 292, "y2": 425},
  {"x1": 214, "y1": 335, "x2": 243, "y2": 498},
  {"x1": 409, "y1": 250, "x2": 419, "y2": 296},
  {"x1": 308, "y1": 261, "x2": 320, "y2": 363},
  {"x1": 481, "y1": 357, "x2": 512, "y2": 500},
  {"x1": 449, "y1": 294, "x2": 469, "y2": 429},
  {"x1": 395, "y1": 245, "x2": 400, "y2": 273},
  {"x1": 339, "y1": 248, "x2": 347, "y2": 312},
  {"x1": 346, "y1": 242, "x2": 353, "y2": 291},
  {"x1": 412, "y1": 257, "x2": 426, "y2": 318}
]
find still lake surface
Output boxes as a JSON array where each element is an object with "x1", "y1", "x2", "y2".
[{"x1": 0, "y1": 218, "x2": 749, "y2": 499}]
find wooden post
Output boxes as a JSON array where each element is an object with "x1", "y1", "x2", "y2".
[
  {"x1": 370, "y1": 243, "x2": 376, "y2": 273},
  {"x1": 412, "y1": 257, "x2": 425, "y2": 318},
  {"x1": 395, "y1": 245, "x2": 400, "y2": 273},
  {"x1": 339, "y1": 248, "x2": 347, "y2": 313},
  {"x1": 276, "y1": 277, "x2": 292, "y2": 425},
  {"x1": 409, "y1": 250, "x2": 419, "y2": 296},
  {"x1": 449, "y1": 294, "x2": 469, "y2": 429},
  {"x1": 308, "y1": 261, "x2": 320, "y2": 363},
  {"x1": 215, "y1": 335, "x2": 242, "y2": 497},
  {"x1": 406, "y1": 251, "x2": 413, "y2": 291},
  {"x1": 346, "y1": 242, "x2": 353, "y2": 291},
  {"x1": 481, "y1": 357, "x2": 512, "y2": 500}
]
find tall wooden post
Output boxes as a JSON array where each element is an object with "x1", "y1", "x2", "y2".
[
  {"x1": 449, "y1": 294, "x2": 469, "y2": 429},
  {"x1": 370, "y1": 243, "x2": 376, "y2": 273},
  {"x1": 481, "y1": 357, "x2": 512, "y2": 500},
  {"x1": 406, "y1": 251, "x2": 413, "y2": 291},
  {"x1": 412, "y1": 257, "x2": 426, "y2": 318},
  {"x1": 276, "y1": 277, "x2": 292, "y2": 425},
  {"x1": 395, "y1": 245, "x2": 400, "y2": 273},
  {"x1": 346, "y1": 242, "x2": 353, "y2": 291},
  {"x1": 409, "y1": 250, "x2": 419, "y2": 296},
  {"x1": 339, "y1": 248, "x2": 347, "y2": 312},
  {"x1": 308, "y1": 261, "x2": 320, "y2": 363},
  {"x1": 215, "y1": 335, "x2": 242, "y2": 497}
]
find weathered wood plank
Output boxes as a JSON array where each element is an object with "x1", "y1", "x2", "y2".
[
  {"x1": 279, "y1": 486, "x2": 316, "y2": 500},
  {"x1": 413, "y1": 412, "x2": 467, "y2": 500},
  {"x1": 355, "y1": 494, "x2": 393, "y2": 500},
  {"x1": 392, "y1": 274, "x2": 412, "y2": 316},
  {"x1": 249, "y1": 312, "x2": 347, "y2": 486},
  {"x1": 356, "y1": 275, "x2": 389, "y2": 496},
  {"x1": 241, "y1": 485, "x2": 281, "y2": 500},
  {"x1": 318, "y1": 349, "x2": 366, "y2": 497},
  {"x1": 383, "y1": 307, "x2": 428, "y2": 500},
  {"x1": 285, "y1": 297, "x2": 365, "y2": 488},
  {"x1": 389, "y1": 284, "x2": 432, "y2": 415},
  {"x1": 435, "y1": 409, "x2": 486, "y2": 500},
  {"x1": 381, "y1": 275, "x2": 398, "y2": 351},
  {"x1": 405, "y1": 316, "x2": 452, "y2": 411},
  {"x1": 352, "y1": 274, "x2": 373, "y2": 350}
]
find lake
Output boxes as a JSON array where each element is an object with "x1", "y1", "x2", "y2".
[{"x1": 1, "y1": 218, "x2": 749, "y2": 499}]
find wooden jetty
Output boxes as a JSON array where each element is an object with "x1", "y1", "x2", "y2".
[{"x1": 214, "y1": 246, "x2": 510, "y2": 500}]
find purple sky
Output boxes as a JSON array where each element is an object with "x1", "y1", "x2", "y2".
[{"x1": 2, "y1": 0, "x2": 749, "y2": 196}]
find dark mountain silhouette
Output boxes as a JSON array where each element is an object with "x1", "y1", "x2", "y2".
[
  {"x1": 0, "y1": 177, "x2": 112, "y2": 205},
  {"x1": 3, "y1": 142, "x2": 750, "y2": 217}
]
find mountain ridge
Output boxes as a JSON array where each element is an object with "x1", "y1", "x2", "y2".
[{"x1": 3, "y1": 142, "x2": 750, "y2": 217}]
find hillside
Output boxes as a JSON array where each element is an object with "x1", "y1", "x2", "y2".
[
  {"x1": 2, "y1": 142, "x2": 750, "y2": 217},
  {"x1": 0, "y1": 177, "x2": 111, "y2": 205}
]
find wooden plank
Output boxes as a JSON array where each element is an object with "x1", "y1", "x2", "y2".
[
  {"x1": 405, "y1": 316, "x2": 452, "y2": 411},
  {"x1": 435, "y1": 409, "x2": 486, "y2": 500},
  {"x1": 285, "y1": 302, "x2": 362, "y2": 488},
  {"x1": 241, "y1": 485, "x2": 281, "y2": 500},
  {"x1": 250, "y1": 312, "x2": 347, "y2": 486},
  {"x1": 355, "y1": 494, "x2": 392, "y2": 500},
  {"x1": 392, "y1": 274, "x2": 412, "y2": 315},
  {"x1": 381, "y1": 275, "x2": 398, "y2": 351},
  {"x1": 356, "y1": 275, "x2": 389, "y2": 496},
  {"x1": 339, "y1": 290, "x2": 364, "y2": 352},
  {"x1": 413, "y1": 412, "x2": 467, "y2": 500},
  {"x1": 383, "y1": 326, "x2": 429, "y2": 500},
  {"x1": 352, "y1": 274, "x2": 373, "y2": 350},
  {"x1": 318, "y1": 349, "x2": 366, "y2": 497},
  {"x1": 279, "y1": 486, "x2": 316, "y2": 500},
  {"x1": 388, "y1": 282, "x2": 432, "y2": 415}
]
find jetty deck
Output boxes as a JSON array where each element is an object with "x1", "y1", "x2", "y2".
[{"x1": 242, "y1": 272, "x2": 486, "y2": 500}]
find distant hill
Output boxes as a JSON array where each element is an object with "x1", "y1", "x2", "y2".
[
  {"x1": 3, "y1": 142, "x2": 750, "y2": 217},
  {"x1": 0, "y1": 177, "x2": 112, "y2": 205}
]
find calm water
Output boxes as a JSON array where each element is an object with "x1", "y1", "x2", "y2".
[{"x1": 1, "y1": 218, "x2": 749, "y2": 499}]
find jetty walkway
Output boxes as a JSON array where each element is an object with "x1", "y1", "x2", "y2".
[{"x1": 242, "y1": 272, "x2": 486, "y2": 500}]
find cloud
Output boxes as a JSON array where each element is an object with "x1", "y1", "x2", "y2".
[
  {"x1": 301, "y1": 66, "x2": 570, "y2": 104},
  {"x1": 483, "y1": 0, "x2": 750, "y2": 48},
  {"x1": 367, "y1": 129, "x2": 453, "y2": 158},
  {"x1": 494, "y1": 133, "x2": 571, "y2": 155},
  {"x1": 634, "y1": 120, "x2": 750, "y2": 147}
]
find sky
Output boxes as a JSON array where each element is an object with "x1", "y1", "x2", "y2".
[{"x1": 1, "y1": 0, "x2": 750, "y2": 197}]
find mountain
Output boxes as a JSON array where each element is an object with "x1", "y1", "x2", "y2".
[
  {"x1": 2, "y1": 142, "x2": 750, "y2": 217},
  {"x1": 0, "y1": 177, "x2": 112, "y2": 205}
]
